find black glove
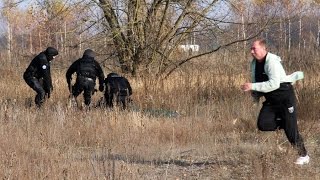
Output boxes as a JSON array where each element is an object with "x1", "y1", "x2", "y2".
[
  {"x1": 45, "y1": 87, "x2": 52, "y2": 99},
  {"x1": 46, "y1": 90, "x2": 51, "y2": 99},
  {"x1": 67, "y1": 78, "x2": 72, "y2": 90},
  {"x1": 68, "y1": 83, "x2": 72, "y2": 92},
  {"x1": 99, "y1": 84, "x2": 104, "y2": 92}
]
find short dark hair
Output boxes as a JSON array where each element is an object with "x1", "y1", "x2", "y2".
[{"x1": 255, "y1": 38, "x2": 267, "y2": 47}]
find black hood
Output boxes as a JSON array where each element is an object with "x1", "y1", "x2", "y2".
[
  {"x1": 83, "y1": 49, "x2": 95, "y2": 58},
  {"x1": 107, "y1": 72, "x2": 120, "y2": 78},
  {"x1": 45, "y1": 47, "x2": 59, "y2": 56},
  {"x1": 44, "y1": 47, "x2": 58, "y2": 61}
]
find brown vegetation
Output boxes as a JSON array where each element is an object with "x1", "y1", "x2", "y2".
[
  {"x1": 0, "y1": 0, "x2": 319, "y2": 179},
  {"x1": 0, "y1": 52, "x2": 319, "y2": 179}
]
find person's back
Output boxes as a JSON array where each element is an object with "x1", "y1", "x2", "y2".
[
  {"x1": 104, "y1": 73, "x2": 132, "y2": 109},
  {"x1": 77, "y1": 55, "x2": 99, "y2": 80},
  {"x1": 66, "y1": 49, "x2": 104, "y2": 107}
]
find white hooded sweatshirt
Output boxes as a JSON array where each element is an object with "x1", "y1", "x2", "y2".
[{"x1": 251, "y1": 52, "x2": 304, "y2": 93}]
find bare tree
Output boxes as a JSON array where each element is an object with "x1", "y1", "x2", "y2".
[
  {"x1": 96, "y1": 0, "x2": 273, "y2": 77},
  {"x1": 0, "y1": 0, "x2": 31, "y2": 63}
]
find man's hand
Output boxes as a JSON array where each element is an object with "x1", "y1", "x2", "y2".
[
  {"x1": 45, "y1": 87, "x2": 53, "y2": 98},
  {"x1": 241, "y1": 83, "x2": 252, "y2": 92},
  {"x1": 99, "y1": 84, "x2": 104, "y2": 92},
  {"x1": 46, "y1": 91, "x2": 51, "y2": 99}
]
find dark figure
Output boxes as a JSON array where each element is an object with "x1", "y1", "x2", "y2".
[
  {"x1": 104, "y1": 73, "x2": 132, "y2": 109},
  {"x1": 241, "y1": 39, "x2": 309, "y2": 165},
  {"x1": 66, "y1": 49, "x2": 105, "y2": 106},
  {"x1": 23, "y1": 47, "x2": 59, "y2": 107}
]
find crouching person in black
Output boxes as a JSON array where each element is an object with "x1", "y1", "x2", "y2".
[
  {"x1": 104, "y1": 73, "x2": 132, "y2": 109},
  {"x1": 23, "y1": 47, "x2": 59, "y2": 107},
  {"x1": 66, "y1": 49, "x2": 105, "y2": 107}
]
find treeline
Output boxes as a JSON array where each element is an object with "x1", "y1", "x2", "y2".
[{"x1": 0, "y1": 0, "x2": 319, "y2": 76}]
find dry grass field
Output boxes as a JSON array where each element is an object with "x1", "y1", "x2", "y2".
[{"x1": 0, "y1": 54, "x2": 319, "y2": 179}]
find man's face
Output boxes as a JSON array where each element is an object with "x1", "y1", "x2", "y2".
[{"x1": 251, "y1": 41, "x2": 267, "y2": 61}]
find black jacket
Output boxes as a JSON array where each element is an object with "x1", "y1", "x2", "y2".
[
  {"x1": 66, "y1": 54, "x2": 105, "y2": 87},
  {"x1": 23, "y1": 52, "x2": 55, "y2": 91}
]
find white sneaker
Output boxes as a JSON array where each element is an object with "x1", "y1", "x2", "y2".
[{"x1": 295, "y1": 155, "x2": 310, "y2": 165}]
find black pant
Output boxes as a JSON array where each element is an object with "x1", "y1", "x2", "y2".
[
  {"x1": 25, "y1": 77, "x2": 46, "y2": 107},
  {"x1": 72, "y1": 76, "x2": 96, "y2": 106},
  {"x1": 257, "y1": 83, "x2": 307, "y2": 156}
]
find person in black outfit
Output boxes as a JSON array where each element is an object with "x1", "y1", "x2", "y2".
[
  {"x1": 66, "y1": 49, "x2": 105, "y2": 106},
  {"x1": 104, "y1": 73, "x2": 132, "y2": 109},
  {"x1": 23, "y1": 47, "x2": 59, "y2": 107}
]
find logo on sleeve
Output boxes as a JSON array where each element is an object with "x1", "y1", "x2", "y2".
[
  {"x1": 42, "y1": 65, "x2": 47, "y2": 70},
  {"x1": 288, "y1": 106, "x2": 294, "y2": 113}
]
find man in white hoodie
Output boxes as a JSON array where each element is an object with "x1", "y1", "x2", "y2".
[{"x1": 241, "y1": 39, "x2": 309, "y2": 165}]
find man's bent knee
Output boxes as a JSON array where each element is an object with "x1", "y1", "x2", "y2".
[{"x1": 257, "y1": 123, "x2": 278, "y2": 131}]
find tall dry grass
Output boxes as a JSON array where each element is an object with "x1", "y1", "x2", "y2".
[{"x1": 0, "y1": 53, "x2": 319, "y2": 179}]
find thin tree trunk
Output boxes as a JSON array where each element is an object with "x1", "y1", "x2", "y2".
[
  {"x1": 317, "y1": 19, "x2": 320, "y2": 47},
  {"x1": 79, "y1": 32, "x2": 82, "y2": 56},
  {"x1": 237, "y1": 27, "x2": 240, "y2": 51},
  {"x1": 279, "y1": 16, "x2": 283, "y2": 51},
  {"x1": 7, "y1": 21, "x2": 12, "y2": 63},
  {"x1": 29, "y1": 32, "x2": 33, "y2": 54},
  {"x1": 288, "y1": 18, "x2": 291, "y2": 52},
  {"x1": 39, "y1": 31, "x2": 42, "y2": 51},
  {"x1": 241, "y1": 14, "x2": 246, "y2": 58},
  {"x1": 298, "y1": 15, "x2": 302, "y2": 52},
  {"x1": 284, "y1": 19, "x2": 287, "y2": 50},
  {"x1": 79, "y1": 24, "x2": 82, "y2": 56},
  {"x1": 64, "y1": 21, "x2": 67, "y2": 56}
]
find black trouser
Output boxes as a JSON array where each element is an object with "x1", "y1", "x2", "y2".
[
  {"x1": 24, "y1": 77, "x2": 46, "y2": 107},
  {"x1": 72, "y1": 76, "x2": 96, "y2": 106},
  {"x1": 257, "y1": 83, "x2": 307, "y2": 156}
]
